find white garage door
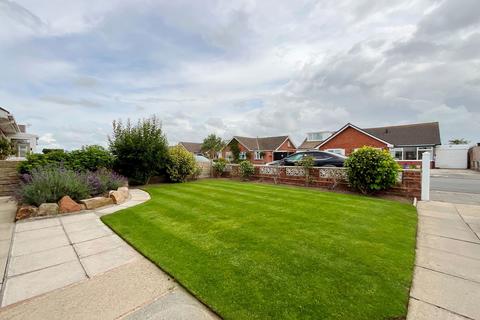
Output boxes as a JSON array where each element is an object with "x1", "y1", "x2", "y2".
[{"x1": 435, "y1": 145, "x2": 469, "y2": 169}]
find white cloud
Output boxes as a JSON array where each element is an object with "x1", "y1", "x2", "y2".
[{"x1": 0, "y1": 0, "x2": 479, "y2": 149}]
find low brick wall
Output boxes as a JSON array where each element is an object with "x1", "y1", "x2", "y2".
[
  {"x1": 0, "y1": 161, "x2": 22, "y2": 196},
  {"x1": 225, "y1": 165, "x2": 421, "y2": 199},
  {"x1": 468, "y1": 146, "x2": 480, "y2": 171}
]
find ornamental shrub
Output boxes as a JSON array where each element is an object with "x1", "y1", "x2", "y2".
[
  {"x1": 297, "y1": 155, "x2": 315, "y2": 186},
  {"x1": 19, "y1": 165, "x2": 127, "y2": 206},
  {"x1": 109, "y1": 116, "x2": 169, "y2": 185},
  {"x1": 69, "y1": 145, "x2": 114, "y2": 171},
  {"x1": 19, "y1": 166, "x2": 90, "y2": 206},
  {"x1": 166, "y1": 145, "x2": 197, "y2": 182},
  {"x1": 239, "y1": 160, "x2": 255, "y2": 180},
  {"x1": 344, "y1": 146, "x2": 400, "y2": 194},
  {"x1": 212, "y1": 158, "x2": 227, "y2": 176},
  {"x1": 18, "y1": 146, "x2": 113, "y2": 174},
  {"x1": 0, "y1": 137, "x2": 14, "y2": 160}
]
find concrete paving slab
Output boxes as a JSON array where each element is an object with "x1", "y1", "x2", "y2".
[
  {"x1": 60, "y1": 212, "x2": 98, "y2": 225},
  {"x1": 67, "y1": 225, "x2": 113, "y2": 244},
  {"x1": 417, "y1": 233, "x2": 480, "y2": 260},
  {"x1": 15, "y1": 218, "x2": 60, "y2": 233},
  {"x1": 456, "y1": 204, "x2": 480, "y2": 216},
  {"x1": 0, "y1": 239, "x2": 10, "y2": 258},
  {"x1": 1, "y1": 260, "x2": 87, "y2": 307},
  {"x1": 11, "y1": 233, "x2": 70, "y2": 257},
  {"x1": 410, "y1": 267, "x2": 480, "y2": 319},
  {"x1": 13, "y1": 226, "x2": 65, "y2": 243},
  {"x1": 125, "y1": 286, "x2": 219, "y2": 320},
  {"x1": 0, "y1": 259, "x2": 174, "y2": 320},
  {"x1": 62, "y1": 218, "x2": 103, "y2": 234},
  {"x1": 417, "y1": 210, "x2": 461, "y2": 221},
  {"x1": 419, "y1": 215, "x2": 467, "y2": 228},
  {"x1": 118, "y1": 200, "x2": 145, "y2": 208},
  {"x1": 8, "y1": 245, "x2": 77, "y2": 277},
  {"x1": 418, "y1": 225, "x2": 479, "y2": 243},
  {"x1": 407, "y1": 299, "x2": 470, "y2": 320},
  {"x1": 94, "y1": 205, "x2": 121, "y2": 216},
  {"x1": 73, "y1": 234, "x2": 125, "y2": 258},
  {"x1": 418, "y1": 201, "x2": 457, "y2": 213},
  {"x1": 415, "y1": 247, "x2": 480, "y2": 283},
  {"x1": 0, "y1": 224, "x2": 13, "y2": 241},
  {"x1": 80, "y1": 245, "x2": 138, "y2": 277}
]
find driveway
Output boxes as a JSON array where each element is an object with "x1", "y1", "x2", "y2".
[{"x1": 431, "y1": 169, "x2": 480, "y2": 205}]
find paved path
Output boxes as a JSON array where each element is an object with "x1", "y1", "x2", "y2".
[
  {"x1": 407, "y1": 201, "x2": 480, "y2": 320},
  {"x1": 0, "y1": 190, "x2": 218, "y2": 320},
  {"x1": 0, "y1": 197, "x2": 16, "y2": 296}
]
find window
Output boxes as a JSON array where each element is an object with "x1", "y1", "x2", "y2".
[
  {"x1": 390, "y1": 148, "x2": 404, "y2": 160},
  {"x1": 287, "y1": 153, "x2": 305, "y2": 161},
  {"x1": 417, "y1": 147, "x2": 433, "y2": 160},
  {"x1": 225, "y1": 151, "x2": 233, "y2": 161},
  {"x1": 254, "y1": 151, "x2": 263, "y2": 160},
  {"x1": 325, "y1": 149, "x2": 345, "y2": 156},
  {"x1": 312, "y1": 152, "x2": 329, "y2": 160},
  {"x1": 239, "y1": 152, "x2": 247, "y2": 160},
  {"x1": 403, "y1": 147, "x2": 417, "y2": 160}
]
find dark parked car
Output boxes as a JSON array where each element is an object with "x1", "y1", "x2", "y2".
[{"x1": 267, "y1": 150, "x2": 346, "y2": 167}]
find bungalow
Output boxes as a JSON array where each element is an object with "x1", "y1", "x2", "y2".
[
  {"x1": 221, "y1": 136, "x2": 296, "y2": 164},
  {"x1": 299, "y1": 122, "x2": 441, "y2": 168},
  {"x1": 0, "y1": 107, "x2": 38, "y2": 158},
  {"x1": 178, "y1": 142, "x2": 203, "y2": 155}
]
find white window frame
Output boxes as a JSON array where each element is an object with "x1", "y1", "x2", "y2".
[
  {"x1": 254, "y1": 151, "x2": 263, "y2": 160},
  {"x1": 239, "y1": 152, "x2": 247, "y2": 160},
  {"x1": 325, "y1": 148, "x2": 345, "y2": 156},
  {"x1": 417, "y1": 147, "x2": 433, "y2": 160},
  {"x1": 390, "y1": 148, "x2": 404, "y2": 160}
]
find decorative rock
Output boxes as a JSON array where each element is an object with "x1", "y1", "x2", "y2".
[
  {"x1": 16, "y1": 205, "x2": 38, "y2": 220},
  {"x1": 58, "y1": 196, "x2": 82, "y2": 213},
  {"x1": 80, "y1": 197, "x2": 114, "y2": 210},
  {"x1": 38, "y1": 203, "x2": 59, "y2": 216},
  {"x1": 117, "y1": 187, "x2": 129, "y2": 199},
  {"x1": 109, "y1": 190, "x2": 126, "y2": 204}
]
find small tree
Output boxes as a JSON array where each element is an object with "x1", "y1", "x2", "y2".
[
  {"x1": 166, "y1": 145, "x2": 197, "y2": 182},
  {"x1": 201, "y1": 134, "x2": 225, "y2": 159},
  {"x1": 109, "y1": 115, "x2": 169, "y2": 185},
  {"x1": 297, "y1": 155, "x2": 315, "y2": 186},
  {"x1": 344, "y1": 146, "x2": 400, "y2": 194},
  {"x1": 449, "y1": 138, "x2": 469, "y2": 145},
  {"x1": 0, "y1": 137, "x2": 15, "y2": 160},
  {"x1": 230, "y1": 140, "x2": 241, "y2": 163},
  {"x1": 239, "y1": 160, "x2": 254, "y2": 180}
]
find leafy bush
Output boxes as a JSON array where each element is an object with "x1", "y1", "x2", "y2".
[
  {"x1": 18, "y1": 146, "x2": 113, "y2": 174},
  {"x1": 69, "y1": 145, "x2": 114, "y2": 171},
  {"x1": 344, "y1": 146, "x2": 400, "y2": 194},
  {"x1": 0, "y1": 137, "x2": 15, "y2": 160},
  {"x1": 19, "y1": 166, "x2": 127, "y2": 206},
  {"x1": 109, "y1": 116, "x2": 169, "y2": 185},
  {"x1": 19, "y1": 166, "x2": 90, "y2": 206},
  {"x1": 239, "y1": 161, "x2": 255, "y2": 180},
  {"x1": 297, "y1": 155, "x2": 315, "y2": 186},
  {"x1": 166, "y1": 145, "x2": 197, "y2": 182},
  {"x1": 213, "y1": 158, "x2": 227, "y2": 176},
  {"x1": 191, "y1": 164, "x2": 203, "y2": 180},
  {"x1": 86, "y1": 168, "x2": 127, "y2": 195}
]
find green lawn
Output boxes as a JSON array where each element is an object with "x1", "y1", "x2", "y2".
[{"x1": 102, "y1": 179, "x2": 417, "y2": 320}]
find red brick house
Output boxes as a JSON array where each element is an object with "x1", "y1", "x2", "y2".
[
  {"x1": 178, "y1": 142, "x2": 203, "y2": 155},
  {"x1": 299, "y1": 122, "x2": 441, "y2": 168},
  {"x1": 220, "y1": 136, "x2": 296, "y2": 164}
]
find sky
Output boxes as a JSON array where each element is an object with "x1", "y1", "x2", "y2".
[{"x1": 1, "y1": 0, "x2": 479, "y2": 150}]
